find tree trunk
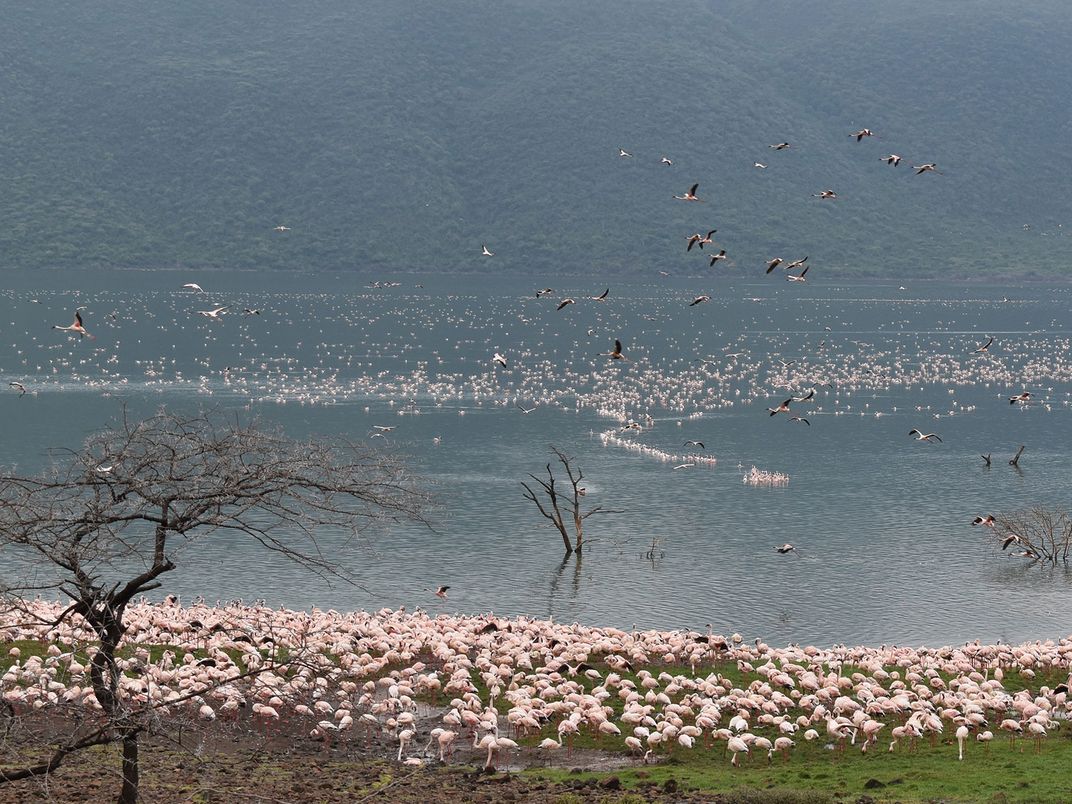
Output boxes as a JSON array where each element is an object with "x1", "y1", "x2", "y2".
[
  {"x1": 118, "y1": 731, "x2": 139, "y2": 804},
  {"x1": 558, "y1": 523, "x2": 573, "y2": 555}
]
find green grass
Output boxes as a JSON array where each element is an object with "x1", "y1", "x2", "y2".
[{"x1": 527, "y1": 730, "x2": 1072, "y2": 803}]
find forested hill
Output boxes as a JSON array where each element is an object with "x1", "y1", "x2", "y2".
[{"x1": 2, "y1": 1, "x2": 1069, "y2": 277}]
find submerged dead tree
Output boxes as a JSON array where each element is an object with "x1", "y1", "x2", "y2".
[
  {"x1": 521, "y1": 446, "x2": 621, "y2": 555},
  {"x1": 0, "y1": 409, "x2": 428, "y2": 803},
  {"x1": 991, "y1": 506, "x2": 1072, "y2": 565}
]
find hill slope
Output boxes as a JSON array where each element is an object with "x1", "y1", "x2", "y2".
[{"x1": 1, "y1": 0, "x2": 1069, "y2": 276}]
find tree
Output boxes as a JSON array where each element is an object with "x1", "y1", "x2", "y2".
[
  {"x1": 990, "y1": 507, "x2": 1072, "y2": 565},
  {"x1": 0, "y1": 409, "x2": 428, "y2": 803},
  {"x1": 521, "y1": 446, "x2": 621, "y2": 556}
]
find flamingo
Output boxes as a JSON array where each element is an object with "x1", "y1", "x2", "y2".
[
  {"x1": 686, "y1": 230, "x2": 716, "y2": 251},
  {"x1": 673, "y1": 183, "x2": 702, "y2": 202},
  {"x1": 602, "y1": 339, "x2": 626, "y2": 360},
  {"x1": 397, "y1": 727, "x2": 415, "y2": 761},
  {"x1": 767, "y1": 397, "x2": 793, "y2": 416},
  {"x1": 908, "y1": 429, "x2": 942, "y2": 443},
  {"x1": 956, "y1": 724, "x2": 969, "y2": 760},
  {"x1": 727, "y1": 735, "x2": 749, "y2": 766},
  {"x1": 52, "y1": 310, "x2": 94, "y2": 339}
]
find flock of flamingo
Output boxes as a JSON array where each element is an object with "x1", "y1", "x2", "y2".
[{"x1": 2, "y1": 600, "x2": 1070, "y2": 772}]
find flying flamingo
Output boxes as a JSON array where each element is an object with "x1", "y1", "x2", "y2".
[{"x1": 52, "y1": 310, "x2": 94, "y2": 339}]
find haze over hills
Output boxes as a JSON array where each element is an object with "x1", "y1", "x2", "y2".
[{"x1": 2, "y1": 0, "x2": 1069, "y2": 277}]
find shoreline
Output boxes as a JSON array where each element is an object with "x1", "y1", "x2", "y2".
[{"x1": 3, "y1": 599, "x2": 1072, "y2": 802}]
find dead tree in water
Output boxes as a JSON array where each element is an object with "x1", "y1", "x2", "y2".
[
  {"x1": 521, "y1": 446, "x2": 621, "y2": 555},
  {"x1": 992, "y1": 507, "x2": 1072, "y2": 565},
  {"x1": 0, "y1": 409, "x2": 428, "y2": 803}
]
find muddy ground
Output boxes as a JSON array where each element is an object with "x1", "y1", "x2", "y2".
[
  {"x1": 0, "y1": 738, "x2": 812, "y2": 804},
  {"x1": 0, "y1": 713, "x2": 803, "y2": 804}
]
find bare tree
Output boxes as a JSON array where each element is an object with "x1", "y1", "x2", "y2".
[
  {"x1": 992, "y1": 506, "x2": 1072, "y2": 565},
  {"x1": 0, "y1": 409, "x2": 428, "y2": 803},
  {"x1": 521, "y1": 446, "x2": 621, "y2": 555}
]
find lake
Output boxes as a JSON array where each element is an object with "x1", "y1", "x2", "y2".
[{"x1": 1, "y1": 268, "x2": 1070, "y2": 647}]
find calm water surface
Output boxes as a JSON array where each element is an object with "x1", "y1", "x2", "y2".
[{"x1": 1, "y1": 269, "x2": 1070, "y2": 647}]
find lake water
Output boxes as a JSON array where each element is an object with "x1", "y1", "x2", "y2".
[{"x1": 2, "y1": 268, "x2": 1070, "y2": 647}]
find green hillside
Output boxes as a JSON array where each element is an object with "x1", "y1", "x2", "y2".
[{"x1": 1, "y1": 0, "x2": 1068, "y2": 276}]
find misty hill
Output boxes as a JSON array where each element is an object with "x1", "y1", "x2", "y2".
[{"x1": 2, "y1": 0, "x2": 1069, "y2": 277}]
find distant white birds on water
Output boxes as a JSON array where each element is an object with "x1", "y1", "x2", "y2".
[
  {"x1": 182, "y1": 283, "x2": 205, "y2": 293},
  {"x1": 273, "y1": 225, "x2": 291, "y2": 232}
]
